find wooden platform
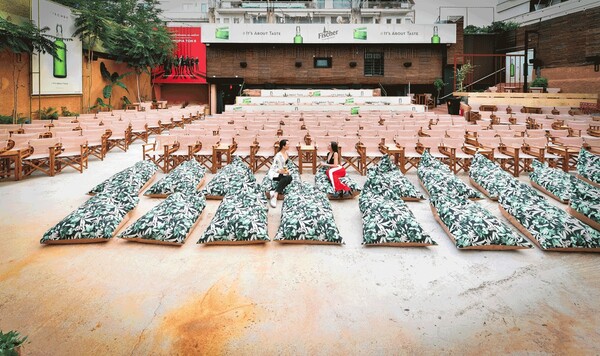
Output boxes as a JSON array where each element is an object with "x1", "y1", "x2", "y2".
[{"x1": 453, "y1": 92, "x2": 598, "y2": 108}]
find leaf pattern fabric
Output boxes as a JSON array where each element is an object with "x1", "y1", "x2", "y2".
[
  {"x1": 469, "y1": 153, "x2": 518, "y2": 199},
  {"x1": 274, "y1": 182, "x2": 344, "y2": 244},
  {"x1": 359, "y1": 191, "x2": 435, "y2": 245},
  {"x1": 89, "y1": 160, "x2": 157, "y2": 195},
  {"x1": 577, "y1": 148, "x2": 600, "y2": 184},
  {"x1": 570, "y1": 178, "x2": 600, "y2": 226},
  {"x1": 418, "y1": 150, "x2": 483, "y2": 200},
  {"x1": 431, "y1": 195, "x2": 532, "y2": 249},
  {"x1": 41, "y1": 187, "x2": 139, "y2": 244},
  {"x1": 118, "y1": 192, "x2": 206, "y2": 244},
  {"x1": 145, "y1": 160, "x2": 206, "y2": 197},
  {"x1": 361, "y1": 155, "x2": 423, "y2": 200},
  {"x1": 529, "y1": 160, "x2": 575, "y2": 202},
  {"x1": 201, "y1": 157, "x2": 257, "y2": 197},
  {"x1": 314, "y1": 166, "x2": 361, "y2": 195},
  {"x1": 498, "y1": 182, "x2": 600, "y2": 249},
  {"x1": 198, "y1": 184, "x2": 270, "y2": 244}
]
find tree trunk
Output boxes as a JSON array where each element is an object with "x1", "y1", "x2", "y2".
[
  {"x1": 12, "y1": 54, "x2": 25, "y2": 124},
  {"x1": 87, "y1": 46, "x2": 93, "y2": 113},
  {"x1": 136, "y1": 69, "x2": 141, "y2": 103}
]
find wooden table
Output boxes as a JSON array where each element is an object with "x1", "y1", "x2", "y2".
[{"x1": 297, "y1": 145, "x2": 317, "y2": 174}]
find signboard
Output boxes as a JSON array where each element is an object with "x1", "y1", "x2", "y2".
[
  {"x1": 505, "y1": 49, "x2": 535, "y2": 84},
  {"x1": 203, "y1": 24, "x2": 456, "y2": 44},
  {"x1": 31, "y1": 0, "x2": 82, "y2": 95},
  {"x1": 152, "y1": 27, "x2": 207, "y2": 84}
]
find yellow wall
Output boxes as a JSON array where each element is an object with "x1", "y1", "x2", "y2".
[{"x1": 0, "y1": 49, "x2": 151, "y2": 120}]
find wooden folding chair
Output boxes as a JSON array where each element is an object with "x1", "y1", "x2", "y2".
[
  {"x1": 21, "y1": 137, "x2": 62, "y2": 177},
  {"x1": 105, "y1": 122, "x2": 132, "y2": 153},
  {"x1": 143, "y1": 135, "x2": 179, "y2": 173},
  {"x1": 232, "y1": 135, "x2": 257, "y2": 171},
  {"x1": 357, "y1": 136, "x2": 385, "y2": 175},
  {"x1": 337, "y1": 136, "x2": 362, "y2": 175},
  {"x1": 193, "y1": 135, "x2": 221, "y2": 173},
  {"x1": 548, "y1": 137, "x2": 587, "y2": 172},
  {"x1": 56, "y1": 136, "x2": 89, "y2": 173},
  {"x1": 171, "y1": 135, "x2": 200, "y2": 168}
]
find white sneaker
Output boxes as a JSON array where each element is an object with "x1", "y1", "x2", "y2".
[{"x1": 269, "y1": 192, "x2": 278, "y2": 208}]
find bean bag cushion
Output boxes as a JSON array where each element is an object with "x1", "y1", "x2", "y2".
[
  {"x1": 418, "y1": 150, "x2": 483, "y2": 200},
  {"x1": 359, "y1": 190, "x2": 435, "y2": 246},
  {"x1": 430, "y1": 195, "x2": 532, "y2": 250},
  {"x1": 118, "y1": 192, "x2": 206, "y2": 245},
  {"x1": 314, "y1": 166, "x2": 361, "y2": 199},
  {"x1": 198, "y1": 183, "x2": 269, "y2": 244},
  {"x1": 144, "y1": 160, "x2": 206, "y2": 198},
  {"x1": 529, "y1": 160, "x2": 575, "y2": 203},
  {"x1": 569, "y1": 179, "x2": 600, "y2": 231},
  {"x1": 41, "y1": 187, "x2": 139, "y2": 244},
  {"x1": 469, "y1": 153, "x2": 518, "y2": 200},
  {"x1": 577, "y1": 148, "x2": 600, "y2": 186},
  {"x1": 361, "y1": 155, "x2": 423, "y2": 201},
  {"x1": 201, "y1": 157, "x2": 257, "y2": 199},
  {"x1": 260, "y1": 159, "x2": 301, "y2": 197},
  {"x1": 89, "y1": 160, "x2": 157, "y2": 195},
  {"x1": 499, "y1": 182, "x2": 600, "y2": 251},
  {"x1": 274, "y1": 182, "x2": 343, "y2": 244}
]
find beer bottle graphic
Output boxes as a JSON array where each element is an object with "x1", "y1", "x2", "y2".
[
  {"x1": 294, "y1": 26, "x2": 303, "y2": 44},
  {"x1": 215, "y1": 27, "x2": 229, "y2": 40},
  {"x1": 431, "y1": 26, "x2": 440, "y2": 44},
  {"x1": 510, "y1": 58, "x2": 515, "y2": 77},
  {"x1": 53, "y1": 24, "x2": 67, "y2": 78},
  {"x1": 353, "y1": 27, "x2": 367, "y2": 40}
]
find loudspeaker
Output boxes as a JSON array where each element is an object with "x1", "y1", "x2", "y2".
[
  {"x1": 295, "y1": 61, "x2": 302, "y2": 68},
  {"x1": 403, "y1": 62, "x2": 412, "y2": 68},
  {"x1": 349, "y1": 61, "x2": 357, "y2": 68},
  {"x1": 240, "y1": 61, "x2": 247, "y2": 68}
]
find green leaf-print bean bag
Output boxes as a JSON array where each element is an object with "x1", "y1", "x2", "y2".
[
  {"x1": 202, "y1": 157, "x2": 257, "y2": 199},
  {"x1": 118, "y1": 192, "x2": 206, "y2": 245},
  {"x1": 274, "y1": 182, "x2": 344, "y2": 244},
  {"x1": 89, "y1": 160, "x2": 158, "y2": 195},
  {"x1": 430, "y1": 195, "x2": 532, "y2": 250},
  {"x1": 529, "y1": 160, "x2": 575, "y2": 203},
  {"x1": 360, "y1": 155, "x2": 423, "y2": 201},
  {"x1": 359, "y1": 190, "x2": 435, "y2": 246},
  {"x1": 198, "y1": 186, "x2": 269, "y2": 244},
  {"x1": 145, "y1": 160, "x2": 207, "y2": 197},
  {"x1": 418, "y1": 150, "x2": 483, "y2": 200},
  {"x1": 568, "y1": 178, "x2": 600, "y2": 231},
  {"x1": 576, "y1": 148, "x2": 600, "y2": 186},
  {"x1": 498, "y1": 182, "x2": 600, "y2": 251},
  {"x1": 41, "y1": 187, "x2": 139, "y2": 244},
  {"x1": 469, "y1": 153, "x2": 518, "y2": 200}
]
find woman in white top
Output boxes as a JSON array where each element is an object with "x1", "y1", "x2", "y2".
[{"x1": 267, "y1": 139, "x2": 292, "y2": 208}]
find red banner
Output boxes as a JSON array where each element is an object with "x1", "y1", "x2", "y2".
[{"x1": 152, "y1": 27, "x2": 206, "y2": 84}]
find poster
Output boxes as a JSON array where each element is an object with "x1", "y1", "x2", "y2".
[
  {"x1": 202, "y1": 23, "x2": 456, "y2": 44},
  {"x1": 31, "y1": 0, "x2": 83, "y2": 95},
  {"x1": 152, "y1": 27, "x2": 207, "y2": 84}
]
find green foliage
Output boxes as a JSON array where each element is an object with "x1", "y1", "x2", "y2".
[
  {"x1": 464, "y1": 21, "x2": 519, "y2": 35},
  {"x1": 0, "y1": 330, "x2": 28, "y2": 355},
  {"x1": 0, "y1": 17, "x2": 58, "y2": 56},
  {"x1": 0, "y1": 115, "x2": 14, "y2": 124},
  {"x1": 90, "y1": 97, "x2": 112, "y2": 111},
  {"x1": 456, "y1": 62, "x2": 475, "y2": 92},
  {"x1": 531, "y1": 77, "x2": 549, "y2": 88},
  {"x1": 98, "y1": 61, "x2": 130, "y2": 107},
  {"x1": 37, "y1": 107, "x2": 59, "y2": 121},
  {"x1": 61, "y1": 106, "x2": 78, "y2": 117},
  {"x1": 433, "y1": 78, "x2": 445, "y2": 92}
]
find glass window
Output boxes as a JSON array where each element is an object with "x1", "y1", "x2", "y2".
[
  {"x1": 396, "y1": 18, "x2": 402, "y2": 24},
  {"x1": 201, "y1": 3, "x2": 207, "y2": 13},
  {"x1": 386, "y1": 18, "x2": 392, "y2": 24},
  {"x1": 364, "y1": 52, "x2": 384, "y2": 76}
]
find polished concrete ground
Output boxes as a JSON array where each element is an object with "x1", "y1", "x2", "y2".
[{"x1": 1, "y1": 138, "x2": 599, "y2": 355}]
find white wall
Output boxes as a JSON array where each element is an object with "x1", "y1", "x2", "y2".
[{"x1": 413, "y1": 0, "x2": 497, "y2": 26}]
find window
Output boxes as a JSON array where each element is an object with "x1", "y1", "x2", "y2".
[
  {"x1": 396, "y1": 18, "x2": 402, "y2": 24},
  {"x1": 386, "y1": 18, "x2": 392, "y2": 24},
  {"x1": 224, "y1": 18, "x2": 230, "y2": 23},
  {"x1": 201, "y1": 3, "x2": 207, "y2": 13},
  {"x1": 233, "y1": 17, "x2": 240, "y2": 23},
  {"x1": 314, "y1": 57, "x2": 332, "y2": 68},
  {"x1": 364, "y1": 52, "x2": 384, "y2": 76}
]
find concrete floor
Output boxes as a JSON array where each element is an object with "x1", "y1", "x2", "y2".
[{"x1": 1, "y1": 139, "x2": 600, "y2": 355}]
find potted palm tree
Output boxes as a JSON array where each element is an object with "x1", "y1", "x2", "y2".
[
  {"x1": 433, "y1": 78, "x2": 445, "y2": 105},
  {"x1": 0, "y1": 330, "x2": 28, "y2": 356}
]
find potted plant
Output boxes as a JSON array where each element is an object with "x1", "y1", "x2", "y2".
[
  {"x1": 530, "y1": 76, "x2": 548, "y2": 92},
  {"x1": 456, "y1": 62, "x2": 474, "y2": 92},
  {"x1": 433, "y1": 78, "x2": 445, "y2": 105},
  {"x1": 0, "y1": 330, "x2": 28, "y2": 356}
]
